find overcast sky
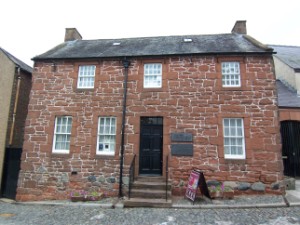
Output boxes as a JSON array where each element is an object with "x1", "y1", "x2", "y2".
[{"x1": 1, "y1": 0, "x2": 300, "y2": 67}]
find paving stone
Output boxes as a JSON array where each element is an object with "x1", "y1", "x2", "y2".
[{"x1": 0, "y1": 201, "x2": 299, "y2": 225}]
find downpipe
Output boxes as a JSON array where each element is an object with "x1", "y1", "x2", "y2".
[{"x1": 118, "y1": 59, "x2": 130, "y2": 198}]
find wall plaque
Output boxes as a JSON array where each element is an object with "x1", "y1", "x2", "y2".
[
  {"x1": 171, "y1": 133, "x2": 193, "y2": 142},
  {"x1": 171, "y1": 144, "x2": 193, "y2": 156}
]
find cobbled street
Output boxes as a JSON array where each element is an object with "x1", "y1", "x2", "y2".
[{"x1": 0, "y1": 203, "x2": 300, "y2": 225}]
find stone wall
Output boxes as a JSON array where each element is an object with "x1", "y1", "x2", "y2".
[{"x1": 16, "y1": 55, "x2": 283, "y2": 201}]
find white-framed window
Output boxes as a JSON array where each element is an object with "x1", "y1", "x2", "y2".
[
  {"x1": 223, "y1": 118, "x2": 245, "y2": 159},
  {"x1": 77, "y1": 65, "x2": 96, "y2": 88},
  {"x1": 222, "y1": 62, "x2": 241, "y2": 87},
  {"x1": 97, "y1": 117, "x2": 116, "y2": 155},
  {"x1": 52, "y1": 116, "x2": 72, "y2": 154},
  {"x1": 144, "y1": 63, "x2": 162, "y2": 88}
]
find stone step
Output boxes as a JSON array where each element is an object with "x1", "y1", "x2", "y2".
[
  {"x1": 130, "y1": 189, "x2": 172, "y2": 199},
  {"x1": 124, "y1": 197, "x2": 172, "y2": 208},
  {"x1": 132, "y1": 181, "x2": 171, "y2": 190},
  {"x1": 135, "y1": 176, "x2": 166, "y2": 182}
]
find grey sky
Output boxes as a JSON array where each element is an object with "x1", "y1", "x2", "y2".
[{"x1": 1, "y1": 0, "x2": 300, "y2": 66}]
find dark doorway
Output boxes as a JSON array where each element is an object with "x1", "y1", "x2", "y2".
[
  {"x1": 139, "y1": 117, "x2": 163, "y2": 175},
  {"x1": 281, "y1": 121, "x2": 300, "y2": 177},
  {"x1": 1, "y1": 148, "x2": 22, "y2": 199}
]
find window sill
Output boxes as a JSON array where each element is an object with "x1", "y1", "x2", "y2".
[
  {"x1": 95, "y1": 154, "x2": 115, "y2": 160},
  {"x1": 51, "y1": 152, "x2": 70, "y2": 158},
  {"x1": 142, "y1": 87, "x2": 164, "y2": 92},
  {"x1": 220, "y1": 86, "x2": 251, "y2": 91},
  {"x1": 76, "y1": 88, "x2": 94, "y2": 92},
  {"x1": 224, "y1": 158, "x2": 246, "y2": 164}
]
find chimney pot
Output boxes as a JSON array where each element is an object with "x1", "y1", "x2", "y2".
[
  {"x1": 64, "y1": 28, "x2": 82, "y2": 42},
  {"x1": 231, "y1": 20, "x2": 247, "y2": 34}
]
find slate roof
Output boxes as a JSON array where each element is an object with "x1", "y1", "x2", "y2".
[
  {"x1": 269, "y1": 45, "x2": 300, "y2": 72},
  {"x1": 276, "y1": 80, "x2": 300, "y2": 108},
  {"x1": 0, "y1": 47, "x2": 33, "y2": 73},
  {"x1": 33, "y1": 33, "x2": 273, "y2": 60}
]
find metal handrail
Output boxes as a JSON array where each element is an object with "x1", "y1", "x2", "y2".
[
  {"x1": 166, "y1": 155, "x2": 169, "y2": 201},
  {"x1": 128, "y1": 154, "x2": 136, "y2": 199}
]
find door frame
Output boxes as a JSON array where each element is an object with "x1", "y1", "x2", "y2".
[{"x1": 139, "y1": 117, "x2": 163, "y2": 175}]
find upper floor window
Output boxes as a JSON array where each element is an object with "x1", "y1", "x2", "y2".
[
  {"x1": 223, "y1": 118, "x2": 245, "y2": 159},
  {"x1": 97, "y1": 117, "x2": 116, "y2": 155},
  {"x1": 77, "y1": 65, "x2": 96, "y2": 89},
  {"x1": 53, "y1": 116, "x2": 72, "y2": 154},
  {"x1": 144, "y1": 63, "x2": 162, "y2": 88},
  {"x1": 222, "y1": 62, "x2": 240, "y2": 87}
]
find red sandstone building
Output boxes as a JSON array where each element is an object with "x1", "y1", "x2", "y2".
[{"x1": 16, "y1": 21, "x2": 284, "y2": 204}]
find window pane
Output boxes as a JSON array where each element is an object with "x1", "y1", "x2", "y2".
[
  {"x1": 224, "y1": 119, "x2": 229, "y2": 126},
  {"x1": 224, "y1": 146, "x2": 230, "y2": 154},
  {"x1": 224, "y1": 128, "x2": 230, "y2": 136},
  {"x1": 224, "y1": 138, "x2": 230, "y2": 145}
]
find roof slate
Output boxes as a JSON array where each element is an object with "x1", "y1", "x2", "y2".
[
  {"x1": 269, "y1": 45, "x2": 300, "y2": 71},
  {"x1": 34, "y1": 33, "x2": 273, "y2": 60},
  {"x1": 0, "y1": 47, "x2": 33, "y2": 73},
  {"x1": 276, "y1": 80, "x2": 300, "y2": 108}
]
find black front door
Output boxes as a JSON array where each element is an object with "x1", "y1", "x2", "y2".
[
  {"x1": 139, "y1": 117, "x2": 163, "y2": 175},
  {"x1": 281, "y1": 120, "x2": 300, "y2": 177},
  {"x1": 1, "y1": 148, "x2": 22, "y2": 199}
]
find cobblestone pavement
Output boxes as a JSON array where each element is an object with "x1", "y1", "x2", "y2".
[{"x1": 0, "y1": 202, "x2": 300, "y2": 225}]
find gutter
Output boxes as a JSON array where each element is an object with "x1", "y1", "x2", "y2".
[
  {"x1": 9, "y1": 67, "x2": 21, "y2": 146},
  {"x1": 118, "y1": 59, "x2": 130, "y2": 197}
]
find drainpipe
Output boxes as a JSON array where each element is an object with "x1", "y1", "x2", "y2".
[
  {"x1": 119, "y1": 58, "x2": 130, "y2": 198},
  {"x1": 9, "y1": 67, "x2": 21, "y2": 146}
]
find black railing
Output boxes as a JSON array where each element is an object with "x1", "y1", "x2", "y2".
[
  {"x1": 128, "y1": 154, "x2": 136, "y2": 199},
  {"x1": 165, "y1": 154, "x2": 169, "y2": 201}
]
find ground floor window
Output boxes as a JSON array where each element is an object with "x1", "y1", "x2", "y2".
[
  {"x1": 52, "y1": 116, "x2": 72, "y2": 154},
  {"x1": 97, "y1": 117, "x2": 116, "y2": 155},
  {"x1": 223, "y1": 118, "x2": 245, "y2": 159}
]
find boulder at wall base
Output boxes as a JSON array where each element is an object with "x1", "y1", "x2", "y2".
[
  {"x1": 106, "y1": 177, "x2": 116, "y2": 183},
  {"x1": 271, "y1": 182, "x2": 280, "y2": 190},
  {"x1": 98, "y1": 176, "x2": 106, "y2": 183},
  {"x1": 251, "y1": 182, "x2": 266, "y2": 192},
  {"x1": 223, "y1": 181, "x2": 238, "y2": 190},
  {"x1": 88, "y1": 175, "x2": 97, "y2": 182},
  {"x1": 237, "y1": 182, "x2": 251, "y2": 191}
]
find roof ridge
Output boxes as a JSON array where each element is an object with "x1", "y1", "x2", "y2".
[{"x1": 72, "y1": 33, "x2": 234, "y2": 42}]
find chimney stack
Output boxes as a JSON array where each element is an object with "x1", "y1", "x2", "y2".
[
  {"x1": 231, "y1": 20, "x2": 247, "y2": 34},
  {"x1": 64, "y1": 28, "x2": 82, "y2": 42}
]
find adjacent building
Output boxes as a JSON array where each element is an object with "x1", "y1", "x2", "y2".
[
  {"x1": 271, "y1": 45, "x2": 300, "y2": 178},
  {"x1": 16, "y1": 21, "x2": 283, "y2": 201},
  {"x1": 0, "y1": 47, "x2": 32, "y2": 199}
]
